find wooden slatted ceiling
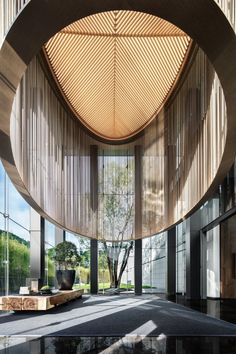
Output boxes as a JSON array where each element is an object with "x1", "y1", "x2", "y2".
[{"x1": 44, "y1": 11, "x2": 191, "y2": 140}]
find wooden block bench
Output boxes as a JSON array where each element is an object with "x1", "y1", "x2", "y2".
[{"x1": 0, "y1": 289, "x2": 84, "y2": 311}]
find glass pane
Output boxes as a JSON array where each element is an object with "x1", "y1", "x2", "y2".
[
  {"x1": 0, "y1": 213, "x2": 6, "y2": 295},
  {"x1": 8, "y1": 178, "x2": 30, "y2": 230},
  {"x1": 206, "y1": 226, "x2": 220, "y2": 298},
  {"x1": 176, "y1": 222, "x2": 186, "y2": 294},
  {"x1": 8, "y1": 220, "x2": 30, "y2": 294},
  {"x1": 221, "y1": 215, "x2": 236, "y2": 298},
  {"x1": 98, "y1": 241, "x2": 134, "y2": 292},
  {"x1": 98, "y1": 242, "x2": 110, "y2": 293},
  {"x1": 44, "y1": 220, "x2": 56, "y2": 287},
  {"x1": 65, "y1": 232, "x2": 90, "y2": 293},
  {"x1": 151, "y1": 233, "x2": 166, "y2": 293},
  {"x1": 142, "y1": 233, "x2": 167, "y2": 293},
  {"x1": 0, "y1": 161, "x2": 5, "y2": 213},
  {"x1": 98, "y1": 151, "x2": 134, "y2": 242},
  {"x1": 120, "y1": 245, "x2": 134, "y2": 292},
  {"x1": 142, "y1": 237, "x2": 152, "y2": 292}
]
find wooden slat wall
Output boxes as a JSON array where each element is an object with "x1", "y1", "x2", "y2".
[
  {"x1": 44, "y1": 11, "x2": 191, "y2": 141},
  {"x1": 10, "y1": 46, "x2": 227, "y2": 240}
]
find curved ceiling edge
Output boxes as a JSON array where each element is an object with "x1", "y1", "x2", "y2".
[
  {"x1": 0, "y1": 0, "x2": 235, "y2": 240},
  {"x1": 43, "y1": 11, "x2": 192, "y2": 142}
]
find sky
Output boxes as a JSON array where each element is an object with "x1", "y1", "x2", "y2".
[{"x1": 0, "y1": 161, "x2": 30, "y2": 240}]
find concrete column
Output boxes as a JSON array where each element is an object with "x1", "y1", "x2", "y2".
[
  {"x1": 135, "y1": 239, "x2": 142, "y2": 295},
  {"x1": 167, "y1": 228, "x2": 176, "y2": 296},
  {"x1": 135, "y1": 145, "x2": 142, "y2": 238},
  {"x1": 134, "y1": 146, "x2": 143, "y2": 295},
  {"x1": 90, "y1": 238, "x2": 98, "y2": 294},
  {"x1": 186, "y1": 210, "x2": 201, "y2": 299},
  {"x1": 90, "y1": 145, "x2": 98, "y2": 212},
  {"x1": 30, "y1": 209, "x2": 45, "y2": 287}
]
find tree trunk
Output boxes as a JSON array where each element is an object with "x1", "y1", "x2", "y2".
[
  {"x1": 103, "y1": 240, "x2": 133, "y2": 288},
  {"x1": 117, "y1": 241, "x2": 133, "y2": 287}
]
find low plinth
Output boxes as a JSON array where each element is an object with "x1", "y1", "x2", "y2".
[{"x1": 0, "y1": 289, "x2": 84, "y2": 311}]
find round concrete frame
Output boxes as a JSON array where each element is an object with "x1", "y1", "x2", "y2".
[{"x1": 0, "y1": 0, "x2": 236, "y2": 233}]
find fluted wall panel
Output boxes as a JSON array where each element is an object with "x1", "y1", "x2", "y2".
[
  {"x1": 10, "y1": 46, "x2": 227, "y2": 240},
  {"x1": 215, "y1": 0, "x2": 235, "y2": 31},
  {"x1": 141, "y1": 49, "x2": 227, "y2": 237},
  {"x1": 0, "y1": 0, "x2": 30, "y2": 46},
  {"x1": 10, "y1": 57, "x2": 97, "y2": 237}
]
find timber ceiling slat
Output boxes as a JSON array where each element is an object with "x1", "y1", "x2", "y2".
[{"x1": 45, "y1": 10, "x2": 191, "y2": 140}]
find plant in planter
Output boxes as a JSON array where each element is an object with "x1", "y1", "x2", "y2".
[
  {"x1": 39, "y1": 285, "x2": 52, "y2": 295},
  {"x1": 52, "y1": 241, "x2": 81, "y2": 290}
]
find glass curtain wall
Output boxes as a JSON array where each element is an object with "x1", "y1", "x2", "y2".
[
  {"x1": 65, "y1": 232, "x2": 90, "y2": 293},
  {"x1": 200, "y1": 159, "x2": 236, "y2": 228},
  {"x1": 142, "y1": 232, "x2": 167, "y2": 293},
  {"x1": 221, "y1": 214, "x2": 236, "y2": 298},
  {"x1": 97, "y1": 148, "x2": 134, "y2": 290},
  {"x1": 220, "y1": 160, "x2": 236, "y2": 214},
  {"x1": 176, "y1": 222, "x2": 186, "y2": 294},
  {"x1": 98, "y1": 241, "x2": 134, "y2": 292},
  {"x1": 206, "y1": 226, "x2": 220, "y2": 298},
  {"x1": 0, "y1": 161, "x2": 30, "y2": 295},
  {"x1": 44, "y1": 220, "x2": 56, "y2": 287}
]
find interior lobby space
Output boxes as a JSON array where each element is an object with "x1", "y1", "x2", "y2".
[{"x1": 1, "y1": 0, "x2": 236, "y2": 353}]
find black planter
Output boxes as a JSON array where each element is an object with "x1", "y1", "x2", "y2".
[{"x1": 56, "y1": 270, "x2": 75, "y2": 290}]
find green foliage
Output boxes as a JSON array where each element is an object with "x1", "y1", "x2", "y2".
[
  {"x1": 77, "y1": 266, "x2": 90, "y2": 284},
  {"x1": 99, "y1": 158, "x2": 134, "y2": 240},
  {"x1": 40, "y1": 285, "x2": 50, "y2": 290},
  {"x1": 98, "y1": 157, "x2": 134, "y2": 287},
  {"x1": 98, "y1": 250, "x2": 108, "y2": 269},
  {"x1": 0, "y1": 230, "x2": 30, "y2": 247},
  {"x1": 0, "y1": 230, "x2": 30, "y2": 293},
  {"x1": 80, "y1": 250, "x2": 90, "y2": 268},
  {"x1": 52, "y1": 241, "x2": 81, "y2": 270},
  {"x1": 98, "y1": 268, "x2": 110, "y2": 283}
]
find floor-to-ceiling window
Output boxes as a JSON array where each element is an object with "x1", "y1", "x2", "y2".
[
  {"x1": 65, "y1": 232, "x2": 90, "y2": 293},
  {"x1": 176, "y1": 222, "x2": 186, "y2": 294},
  {"x1": 98, "y1": 241, "x2": 134, "y2": 292},
  {"x1": 206, "y1": 226, "x2": 220, "y2": 298},
  {"x1": 44, "y1": 220, "x2": 56, "y2": 287},
  {"x1": 0, "y1": 161, "x2": 30, "y2": 295},
  {"x1": 142, "y1": 232, "x2": 167, "y2": 293},
  {"x1": 221, "y1": 215, "x2": 236, "y2": 298},
  {"x1": 97, "y1": 149, "x2": 135, "y2": 290}
]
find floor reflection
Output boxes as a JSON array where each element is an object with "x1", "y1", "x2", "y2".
[
  {"x1": 165, "y1": 294, "x2": 236, "y2": 325},
  {"x1": 0, "y1": 336, "x2": 236, "y2": 353}
]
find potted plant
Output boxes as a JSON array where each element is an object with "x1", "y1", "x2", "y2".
[{"x1": 52, "y1": 241, "x2": 81, "y2": 290}]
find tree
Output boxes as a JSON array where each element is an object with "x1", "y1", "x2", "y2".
[
  {"x1": 0, "y1": 230, "x2": 30, "y2": 293},
  {"x1": 52, "y1": 241, "x2": 81, "y2": 270},
  {"x1": 102, "y1": 240, "x2": 133, "y2": 288},
  {"x1": 99, "y1": 155, "x2": 134, "y2": 288}
]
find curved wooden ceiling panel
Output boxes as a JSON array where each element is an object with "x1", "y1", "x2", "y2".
[{"x1": 44, "y1": 11, "x2": 191, "y2": 140}]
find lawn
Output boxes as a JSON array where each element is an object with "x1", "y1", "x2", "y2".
[{"x1": 73, "y1": 283, "x2": 156, "y2": 290}]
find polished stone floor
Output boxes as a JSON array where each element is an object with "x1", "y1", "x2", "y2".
[
  {"x1": 166, "y1": 294, "x2": 236, "y2": 325},
  {"x1": 1, "y1": 294, "x2": 236, "y2": 353},
  {"x1": 0, "y1": 335, "x2": 236, "y2": 353},
  {"x1": 0, "y1": 295, "x2": 236, "y2": 336}
]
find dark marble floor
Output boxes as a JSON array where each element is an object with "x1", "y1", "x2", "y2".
[
  {"x1": 0, "y1": 335, "x2": 236, "y2": 353},
  {"x1": 1, "y1": 295, "x2": 236, "y2": 353},
  {"x1": 164, "y1": 294, "x2": 236, "y2": 325}
]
